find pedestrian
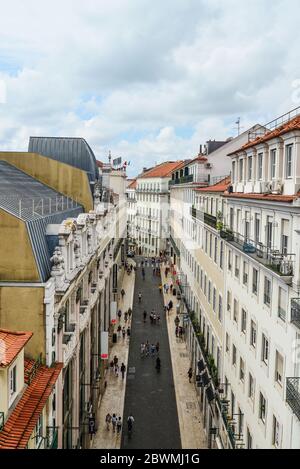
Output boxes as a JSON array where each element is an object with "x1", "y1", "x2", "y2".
[
  {"x1": 151, "y1": 344, "x2": 156, "y2": 356},
  {"x1": 124, "y1": 311, "x2": 128, "y2": 323},
  {"x1": 117, "y1": 417, "x2": 122, "y2": 434},
  {"x1": 117, "y1": 324, "x2": 122, "y2": 337},
  {"x1": 110, "y1": 360, "x2": 114, "y2": 373},
  {"x1": 115, "y1": 364, "x2": 119, "y2": 377},
  {"x1": 188, "y1": 367, "x2": 193, "y2": 383},
  {"x1": 170, "y1": 283, "x2": 173, "y2": 292},
  {"x1": 153, "y1": 267, "x2": 156, "y2": 276},
  {"x1": 130, "y1": 264, "x2": 133, "y2": 271},
  {"x1": 174, "y1": 315, "x2": 180, "y2": 327},
  {"x1": 127, "y1": 326, "x2": 131, "y2": 337},
  {"x1": 165, "y1": 284, "x2": 169, "y2": 294},
  {"x1": 121, "y1": 288, "x2": 125, "y2": 299},
  {"x1": 143, "y1": 310, "x2": 147, "y2": 323},
  {"x1": 158, "y1": 284, "x2": 162, "y2": 294},
  {"x1": 128, "y1": 308, "x2": 132, "y2": 321},
  {"x1": 140, "y1": 342, "x2": 145, "y2": 357},
  {"x1": 179, "y1": 326, "x2": 183, "y2": 339},
  {"x1": 138, "y1": 292, "x2": 142, "y2": 303},
  {"x1": 118, "y1": 309, "x2": 122, "y2": 321},
  {"x1": 105, "y1": 413, "x2": 111, "y2": 431},
  {"x1": 122, "y1": 326, "x2": 126, "y2": 339},
  {"x1": 121, "y1": 362, "x2": 126, "y2": 379},
  {"x1": 156, "y1": 342, "x2": 160, "y2": 354},
  {"x1": 113, "y1": 355, "x2": 118, "y2": 367},
  {"x1": 157, "y1": 313, "x2": 160, "y2": 324},
  {"x1": 112, "y1": 414, "x2": 117, "y2": 433},
  {"x1": 175, "y1": 326, "x2": 179, "y2": 337}
]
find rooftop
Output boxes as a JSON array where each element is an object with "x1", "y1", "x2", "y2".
[
  {"x1": 139, "y1": 161, "x2": 184, "y2": 179},
  {"x1": 223, "y1": 192, "x2": 298, "y2": 203},
  {"x1": 0, "y1": 329, "x2": 33, "y2": 367},
  {"x1": 195, "y1": 176, "x2": 231, "y2": 193},
  {"x1": 127, "y1": 179, "x2": 137, "y2": 189},
  {"x1": 0, "y1": 360, "x2": 63, "y2": 449}
]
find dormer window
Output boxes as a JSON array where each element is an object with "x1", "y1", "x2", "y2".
[
  {"x1": 248, "y1": 156, "x2": 253, "y2": 180},
  {"x1": 285, "y1": 144, "x2": 293, "y2": 179},
  {"x1": 258, "y1": 153, "x2": 263, "y2": 180},
  {"x1": 271, "y1": 149, "x2": 276, "y2": 179}
]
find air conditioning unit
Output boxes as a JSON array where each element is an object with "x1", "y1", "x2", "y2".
[
  {"x1": 205, "y1": 163, "x2": 212, "y2": 169},
  {"x1": 260, "y1": 182, "x2": 272, "y2": 194},
  {"x1": 271, "y1": 180, "x2": 283, "y2": 194}
]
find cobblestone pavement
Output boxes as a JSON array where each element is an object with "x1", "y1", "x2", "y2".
[
  {"x1": 160, "y1": 265, "x2": 207, "y2": 449},
  {"x1": 92, "y1": 261, "x2": 135, "y2": 449},
  {"x1": 121, "y1": 258, "x2": 181, "y2": 449}
]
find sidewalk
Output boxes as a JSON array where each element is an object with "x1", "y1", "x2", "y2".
[
  {"x1": 92, "y1": 261, "x2": 135, "y2": 449},
  {"x1": 161, "y1": 264, "x2": 207, "y2": 449}
]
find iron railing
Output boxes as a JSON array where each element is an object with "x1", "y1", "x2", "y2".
[{"x1": 286, "y1": 377, "x2": 300, "y2": 421}]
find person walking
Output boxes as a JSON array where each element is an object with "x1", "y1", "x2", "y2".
[
  {"x1": 112, "y1": 414, "x2": 117, "y2": 433},
  {"x1": 128, "y1": 308, "x2": 132, "y2": 321},
  {"x1": 121, "y1": 288, "x2": 125, "y2": 299},
  {"x1": 175, "y1": 326, "x2": 179, "y2": 337},
  {"x1": 188, "y1": 367, "x2": 193, "y2": 383},
  {"x1": 138, "y1": 292, "x2": 142, "y2": 303},
  {"x1": 127, "y1": 326, "x2": 131, "y2": 337},
  {"x1": 151, "y1": 344, "x2": 156, "y2": 357},
  {"x1": 143, "y1": 310, "x2": 147, "y2": 323},
  {"x1": 118, "y1": 309, "x2": 122, "y2": 322},
  {"x1": 117, "y1": 324, "x2": 122, "y2": 337},
  {"x1": 122, "y1": 326, "x2": 126, "y2": 340},
  {"x1": 117, "y1": 417, "x2": 122, "y2": 434},
  {"x1": 115, "y1": 364, "x2": 119, "y2": 377},
  {"x1": 124, "y1": 311, "x2": 128, "y2": 323},
  {"x1": 121, "y1": 363, "x2": 126, "y2": 380},
  {"x1": 156, "y1": 342, "x2": 160, "y2": 354},
  {"x1": 169, "y1": 299, "x2": 173, "y2": 311},
  {"x1": 105, "y1": 413, "x2": 111, "y2": 431},
  {"x1": 113, "y1": 355, "x2": 118, "y2": 367}
]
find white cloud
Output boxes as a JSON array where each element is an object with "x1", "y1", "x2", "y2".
[{"x1": 0, "y1": 0, "x2": 300, "y2": 176}]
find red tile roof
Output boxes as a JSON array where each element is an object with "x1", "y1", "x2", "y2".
[
  {"x1": 139, "y1": 161, "x2": 184, "y2": 178},
  {"x1": 127, "y1": 179, "x2": 137, "y2": 189},
  {"x1": 228, "y1": 115, "x2": 300, "y2": 155},
  {"x1": 0, "y1": 329, "x2": 33, "y2": 368},
  {"x1": 223, "y1": 192, "x2": 298, "y2": 203},
  {"x1": 195, "y1": 177, "x2": 231, "y2": 193},
  {"x1": 0, "y1": 361, "x2": 63, "y2": 449},
  {"x1": 189, "y1": 154, "x2": 208, "y2": 164}
]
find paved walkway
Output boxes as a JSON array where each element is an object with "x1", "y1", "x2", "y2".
[
  {"x1": 121, "y1": 258, "x2": 181, "y2": 449},
  {"x1": 160, "y1": 264, "x2": 207, "y2": 449},
  {"x1": 92, "y1": 261, "x2": 135, "y2": 449}
]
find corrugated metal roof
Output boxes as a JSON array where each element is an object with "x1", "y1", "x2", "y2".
[
  {"x1": 0, "y1": 161, "x2": 83, "y2": 281},
  {"x1": 28, "y1": 136, "x2": 99, "y2": 183}
]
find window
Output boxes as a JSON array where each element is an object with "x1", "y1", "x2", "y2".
[
  {"x1": 241, "y1": 308, "x2": 247, "y2": 334},
  {"x1": 281, "y1": 219, "x2": 289, "y2": 255},
  {"x1": 226, "y1": 333, "x2": 230, "y2": 353},
  {"x1": 228, "y1": 250, "x2": 232, "y2": 271},
  {"x1": 272, "y1": 416, "x2": 281, "y2": 448},
  {"x1": 232, "y1": 344, "x2": 237, "y2": 366},
  {"x1": 227, "y1": 290, "x2": 231, "y2": 312},
  {"x1": 213, "y1": 287, "x2": 217, "y2": 312},
  {"x1": 9, "y1": 365, "x2": 17, "y2": 398},
  {"x1": 275, "y1": 351, "x2": 284, "y2": 386},
  {"x1": 248, "y1": 156, "x2": 253, "y2": 180},
  {"x1": 252, "y1": 268, "x2": 258, "y2": 295},
  {"x1": 254, "y1": 215, "x2": 260, "y2": 243},
  {"x1": 232, "y1": 161, "x2": 236, "y2": 182},
  {"x1": 209, "y1": 233, "x2": 212, "y2": 258},
  {"x1": 250, "y1": 321, "x2": 256, "y2": 348},
  {"x1": 285, "y1": 144, "x2": 293, "y2": 178},
  {"x1": 208, "y1": 280, "x2": 212, "y2": 304},
  {"x1": 233, "y1": 299, "x2": 238, "y2": 323},
  {"x1": 218, "y1": 294, "x2": 223, "y2": 323},
  {"x1": 205, "y1": 230, "x2": 208, "y2": 253},
  {"x1": 214, "y1": 237, "x2": 218, "y2": 263},
  {"x1": 278, "y1": 287, "x2": 287, "y2": 321},
  {"x1": 235, "y1": 255, "x2": 240, "y2": 278},
  {"x1": 249, "y1": 373, "x2": 254, "y2": 400},
  {"x1": 220, "y1": 241, "x2": 224, "y2": 269},
  {"x1": 240, "y1": 358, "x2": 245, "y2": 382},
  {"x1": 243, "y1": 261, "x2": 248, "y2": 285},
  {"x1": 259, "y1": 392, "x2": 267, "y2": 423},
  {"x1": 204, "y1": 275, "x2": 207, "y2": 297},
  {"x1": 271, "y1": 149, "x2": 276, "y2": 179},
  {"x1": 264, "y1": 277, "x2": 271, "y2": 306},
  {"x1": 262, "y1": 334, "x2": 269, "y2": 365},
  {"x1": 35, "y1": 414, "x2": 43, "y2": 447},
  {"x1": 247, "y1": 428, "x2": 253, "y2": 449},
  {"x1": 266, "y1": 216, "x2": 273, "y2": 248},
  {"x1": 258, "y1": 153, "x2": 263, "y2": 180}
]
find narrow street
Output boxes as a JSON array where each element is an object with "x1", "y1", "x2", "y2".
[{"x1": 121, "y1": 258, "x2": 181, "y2": 449}]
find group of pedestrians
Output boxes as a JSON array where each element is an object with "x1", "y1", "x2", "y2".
[
  {"x1": 140, "y1": 341, "x2": 160, "y2": 357},
  {"x1": 117, "y1": 308, "x2": 132, "y2": 323},
  {"x1": 110, "y1": 355, "x2": 127, "y2": 379}
]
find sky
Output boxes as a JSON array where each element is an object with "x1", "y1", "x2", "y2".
[{"x1": 0, "y1": 0, "x2": 300, "y2": 177}]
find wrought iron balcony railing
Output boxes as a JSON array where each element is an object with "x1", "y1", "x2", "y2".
[
  {"x1": 286, "y1": 377, "x2": 300, "y2": 421},
  {"x1": 190, "y1": 207, "x2": 218, "y2": 228},
  {"x1": 291, "y1": 298, "x2": 300, "y2": 329}
]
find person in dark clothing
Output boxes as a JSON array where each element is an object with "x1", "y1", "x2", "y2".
[
  {"x1": 121, "y1": 363, "x2": 126, "y2": 379},
  {"x1": 143, "y1": 310, "x2": 147, "y2": 323},
  {"x1": 188, "y1": 367, "x2": 193, "y2": 383}
]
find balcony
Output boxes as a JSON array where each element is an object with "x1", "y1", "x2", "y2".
[
  {"x1": 190, "y1": 207, "x2": 217, "y2": 228},
  {"x1": 291, "y1": 299, "x2": 300, "y2": 328},
  {"x1": 169, "y1": 174, "x2": 194, "y2": 186},
  {"x1": 225, "y1": 231, "x2": 295, "y2": 283},
  {"x1": 286, "y1": 377, "x2": 300, "y2": 421}
]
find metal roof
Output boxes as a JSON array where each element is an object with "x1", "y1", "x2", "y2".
[
  {"x1": 28, "y1": 136, "x2": 99, "y2": 184},
  {"x1": 0, "y1": 161, "x2": 83, "y2": 281}
]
